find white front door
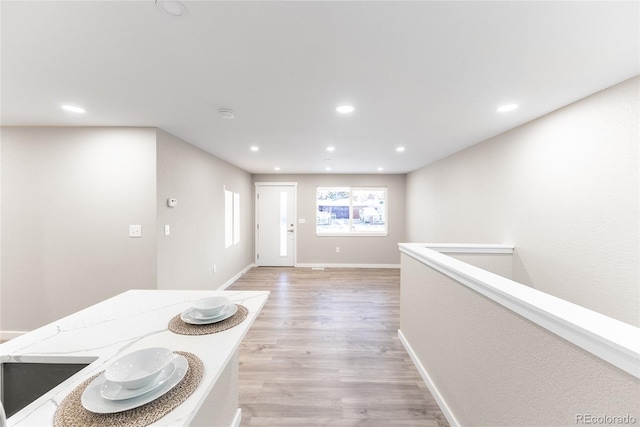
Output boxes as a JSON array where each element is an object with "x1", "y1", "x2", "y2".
[{"x1": 255, "y1": 183, "x2": 296, "y2": 266}]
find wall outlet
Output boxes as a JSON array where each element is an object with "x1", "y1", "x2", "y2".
[
  {"x1": 336, "y1": 247, "x2": 340, "y2": 253},
  {"x1": 129, "y1": 225, "x2": 142, "y2": 238},
  {"x1": 164, "y1": 224, "x2": 171, "y2": 236}
]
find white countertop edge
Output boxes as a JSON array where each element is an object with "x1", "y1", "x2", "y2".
[
  {"x1": 1, "y1": 289, "x2": 271, "y2": 426},
  {"x1": 179, "y1": 291, "x2": 270, "y2": 426},
  {"x1": 398, "y1": 243, "x2": 640, "y2": 379}
]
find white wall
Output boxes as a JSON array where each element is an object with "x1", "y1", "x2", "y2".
[
  {"x1": 156, "y1": 130, "x2": 254, "y2": 290},
  {"x1": 1, "y1": 127, "x2": 158, "y2": 332},
  {"x1": 0, "y1": 127, "x2": 256, "y2": 335},
  {"x1": 252, "y1": 174, "x2": 406, "y2": 266},
  {"x1": 405, "y1": 76, "x2": 639, "y2": 326},
  {"x1": 401, "y1": 254, "x2": 640, "y2": 427}
]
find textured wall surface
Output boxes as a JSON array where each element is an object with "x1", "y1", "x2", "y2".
[
  {"x1": 401, "y1": 254, "x2": 640, "y2": 426},
  {"x1": 405, "y1": 76, "x2": 639, "y2": 326},
  {"x1": 156, "y1": 130, "x2": 253, "y2": 290},
  {"x1": 1, "y1": 127, "x2": 157, "y2": 332},
  {"x1": 0, "y1": 127, "x2": 256, "y2": 334},
  {"x1": 450, "y1": 253, "x2": 513, "y2": 279}
]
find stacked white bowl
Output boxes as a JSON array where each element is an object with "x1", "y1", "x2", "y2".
[
  {"x1": 104, "y1": 347, "x2": 174, "y2": 391},
  {"x1": 192, "y1": 296, "x2": 229, "y2": 318}
]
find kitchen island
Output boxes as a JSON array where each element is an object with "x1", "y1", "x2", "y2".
[{"x1": 0, "y1": 289, "x2": 269, "y2": 427}]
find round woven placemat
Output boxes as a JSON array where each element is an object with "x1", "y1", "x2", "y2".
[
  {"x1": 168, "y1": 304, "x2": 248, "y2": 336},
  {"x1": 53, "y1": 351, "x2": 203, "y2": 427}
]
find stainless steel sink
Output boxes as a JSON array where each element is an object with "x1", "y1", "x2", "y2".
[{"x1": 0, "y1": 357, "x2": 97, "y2": 418}]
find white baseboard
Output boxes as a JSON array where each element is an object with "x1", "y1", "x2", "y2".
[
  {"x1": 218, "y1": 264, "x2": 257, "y2": 290},
  {"x1": 398, "y1": 329, "x2": 460, "y2": 427},
  {"x1": 231, "y1": 408, "x2": 241, "y2": 427},
  {"x1": 295, "y1": 263, "x2": 400, "y2": 269},
  {"x1": 1, "y1": 330, "x2": 27, "y2": 341}
]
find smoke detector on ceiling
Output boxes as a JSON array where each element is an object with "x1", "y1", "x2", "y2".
[
  {"x1": 218, "y1": 109, "x2": 235, "y2": 119},
  {"x1": 155, "y1": 0, "x2": 187, "y2": 17}
]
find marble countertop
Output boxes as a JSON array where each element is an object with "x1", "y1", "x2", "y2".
[{"x1": 0, "y1": 289, "x2": 270, "y2": 426}]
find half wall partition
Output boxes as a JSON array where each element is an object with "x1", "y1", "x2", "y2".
[{"x1": 399, "y1": 243, "x2": 640, "y2": 427}]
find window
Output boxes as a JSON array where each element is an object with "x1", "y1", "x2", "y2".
[
  {"x1": 233, "y1": 192, "x2": 240, "y2": 245},
  {"x1": 225, "y1": 189, "x2": 240, "y2": 248},
  {"x1": 316, "y1": 186, "x2": 387, "y2": 235},
  {"x1": 225, "y1": 190, "x2": 233, "y2": 248}
]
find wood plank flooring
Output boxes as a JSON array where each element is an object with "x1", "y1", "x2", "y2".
[{"x1": 229, "y1": 267, "x2": 449, "y2": 427}]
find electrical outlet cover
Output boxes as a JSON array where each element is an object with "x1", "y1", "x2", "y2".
[{"x1": 129, "y1": 225, "x2": 142, "y2": 237}]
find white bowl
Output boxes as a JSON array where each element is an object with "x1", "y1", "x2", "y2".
[
  {"x1": 104, "y1": 347, "x2": 174, "y2": 390},
  {"x1": 193, "y1": 296, "x2": 229, "y2": 317}
]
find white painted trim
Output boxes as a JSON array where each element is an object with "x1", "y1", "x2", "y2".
[
  {"x1": 398, "y1": 330, "x2": 460, "y2": 427},
  {"x1": 218, "y1": 264, "x2": 256, "y2": 290},
  {"x1": 418, "y1": 243, "x2": 514, "y2": 254},
  {"x1": 0, "y1": 331, "x2": 27, "y2": 341},
  {"x1": 230, "y1": 408, "x2": 242, "y2": 427},
  {"x1": 295, "y1": 263, "x2": 400, "y2": 269},
  {"x1": 399, "y1": 243, "x2": 640, "y2": 379}
]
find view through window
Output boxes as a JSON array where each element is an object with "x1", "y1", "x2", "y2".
[{"x1": 316, "y1": 187, "x2": 387, "y2": 235}]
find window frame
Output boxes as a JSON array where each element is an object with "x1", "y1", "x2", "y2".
[
  {"x1": 225, "y1": 188, "x2": 241, "y2": 248},
  {"x1": 315, "y1": 186, "x2": 388, "y2": 237}
]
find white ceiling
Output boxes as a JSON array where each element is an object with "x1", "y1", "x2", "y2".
[{"x1": 1, "y1": 1, "x2": 638, "y2": 174}]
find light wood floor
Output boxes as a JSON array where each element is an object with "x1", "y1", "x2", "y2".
[{"x1": 229, "y1": 267, "x2": 449, "y2": 427}]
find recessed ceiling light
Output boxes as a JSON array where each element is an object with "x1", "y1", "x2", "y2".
[
  {"x1": 250, "y1": 146, "x2": 259, "y2": 152},
  {"x1": 274, "y1": 166, "x2": 281, "y2": 171},
  {"x1": 61, "y1": 104, "x2": 85, "y2": 114},
  {"x1": 377, "y1": 167, "x2": 384, "y2": 172},
  {"x1": 497, "y1": 103, "x2": 519, "y2": 113},
  {"x1": 155, "y1": 0, "x2": 187, "y2": 17},
  {"x1": 336, "y1": 105, "x2": 355, "y2": 114},
  {"x1": 396, "y1": 146, "x2": 405, "y2": 153},
  {"x1": 326, "y1": 167, "x2": 332, "y2": 171},
  {"x1": 326, "y1": 146, "x2": 335, "y2": 152}
]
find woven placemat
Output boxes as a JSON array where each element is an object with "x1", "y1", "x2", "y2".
[
  {"x1": 168, "y1": 304, "x2": 248, "y2": 336},
  {"x1": 53, "y1": 351, "x2": 203, "y2": 427}
]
